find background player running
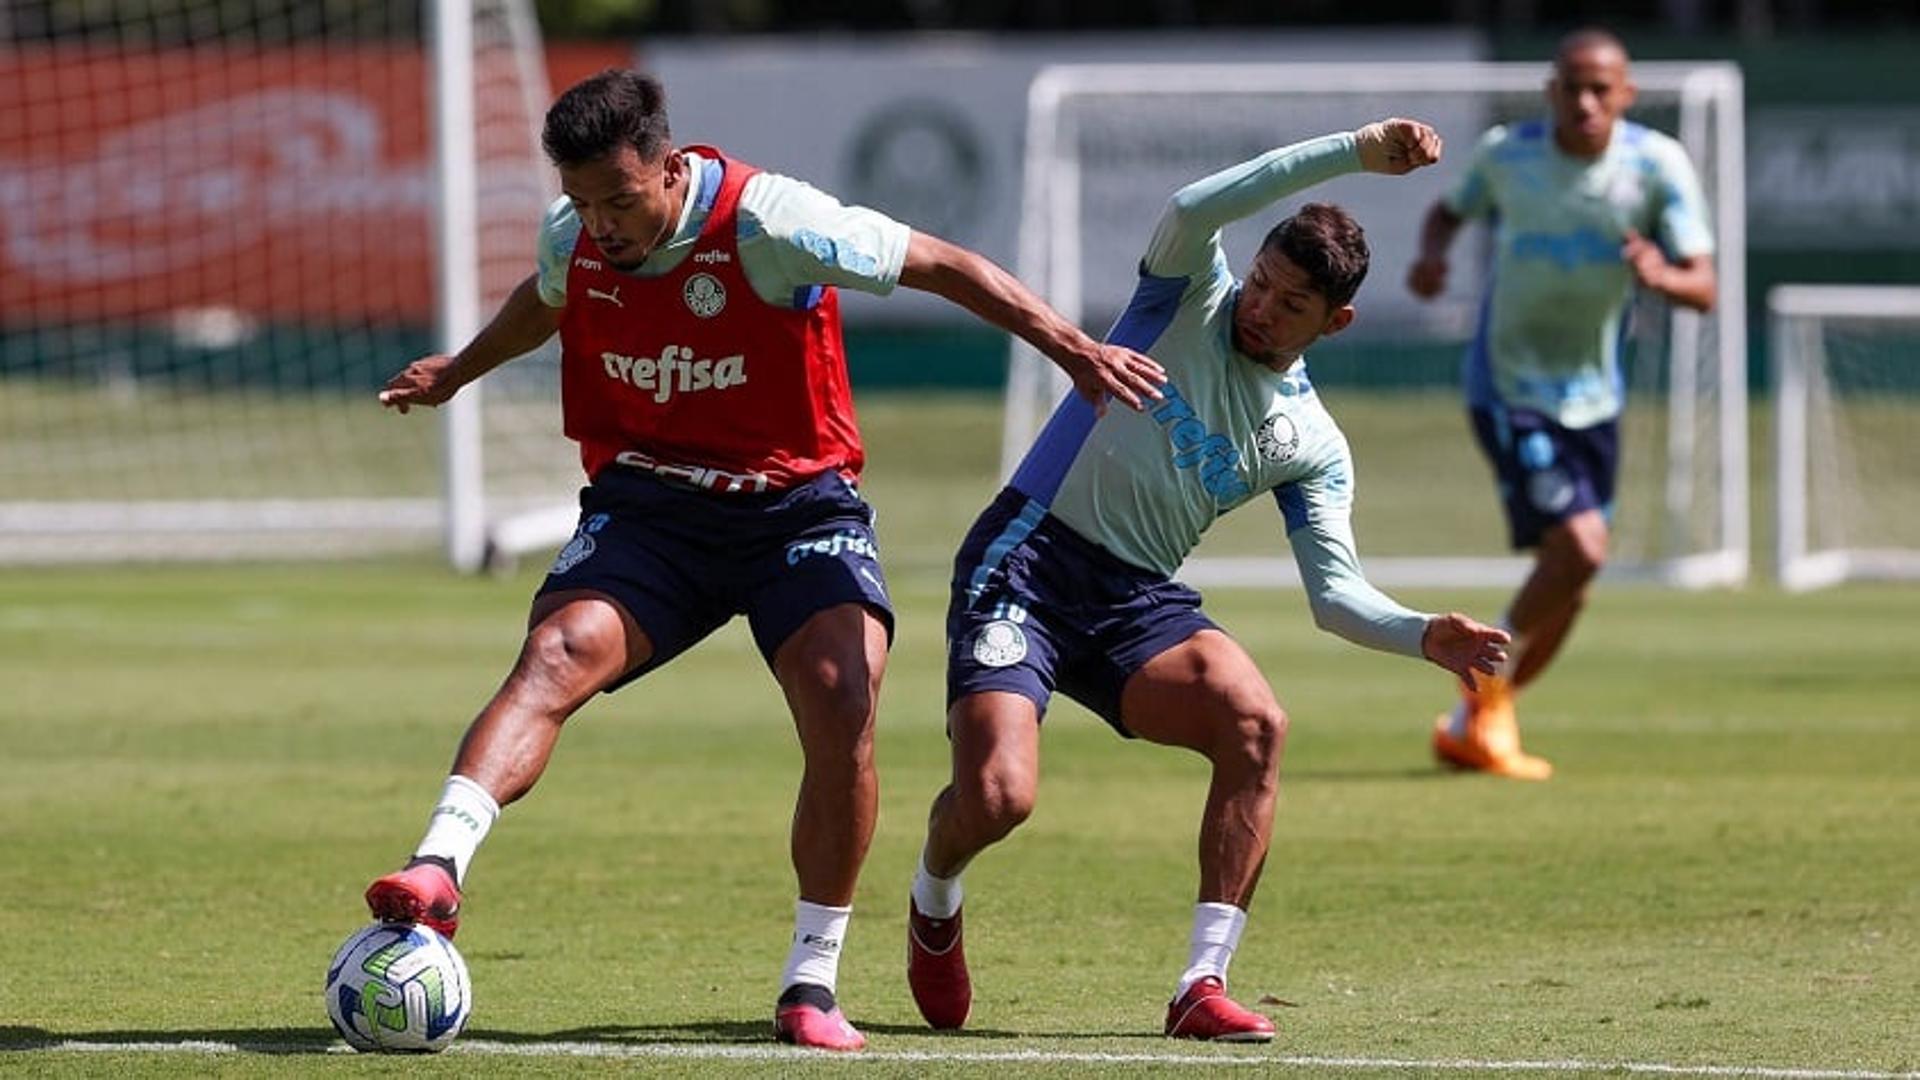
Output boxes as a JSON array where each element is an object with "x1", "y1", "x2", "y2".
[{"x1": 1406, "y1": 27, "x2": 1716, "y2": 780}]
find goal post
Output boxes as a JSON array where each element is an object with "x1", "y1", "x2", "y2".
[
  {"x1": 1006, "y1": 61, "x2": 1748, "y2": 589},
  {"x1": 0, "y1": 0, "x2": 578, "y2": 568},
  {"x1": 1770, "y1": 285, "x2": 1920, "y2": 592}
]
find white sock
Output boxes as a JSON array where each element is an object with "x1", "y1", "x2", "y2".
[
  {"x1": 1176, "y1": 902, "x2": 1247, "y2": 999},
  {"x1": 412, "y1": 775, "x2": 499, "y2": 886},
  {"x1": 911, "y1": 850, "x2": 964, "y2": 920},
  {"x1": 781, "y1": 900, "x2": 852, "y2": 995}
]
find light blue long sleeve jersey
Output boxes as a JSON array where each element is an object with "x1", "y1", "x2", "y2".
[
  {"x1": 1444, "y1": 119, "x2": 1713, "y2": 429},
  {"x1": 1010, "y1": 132, "x2": 1431, "y2": 658}
]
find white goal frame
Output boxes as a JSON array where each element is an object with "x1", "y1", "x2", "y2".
[
  {"x1": 1005, "y1": 61, "x2": 1749, "y2": 589},
  {"x1": 0, "y1": 0, "x2": 570, "y2": 572},
  {"x1": 1770, "y1": 284, "x2": 1920, "y2": 592}
]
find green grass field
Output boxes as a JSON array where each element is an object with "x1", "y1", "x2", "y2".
[{"x1": 2, "y1": 394, "x2": 1917, "y2": 1078}]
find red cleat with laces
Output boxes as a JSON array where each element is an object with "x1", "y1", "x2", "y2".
[
  {"x1": 364, "y1": 861, "x2": 462, "y2": 939},
  {"x1": 906, "y1": 899, "x2": 972, "y2": 1029},
  {"x1": 1163, "y1": 976, "x2": 1276, "y2": 1042}
]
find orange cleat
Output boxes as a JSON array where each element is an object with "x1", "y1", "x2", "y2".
[
  {"x1": 1164, "y1": 977, "x2": 1275, "y2": 1042},
  {"x1": 1431, "y1": 676, "x2": 1553, "y2": 781},
  {"x1": 907, "y1": 899, "x2": 972, "y2": 1030},
  {"x1": 773, "y1": 984, "x2": 866, "y2": 1051},
  {"x1": 365, "y1": 860, "x2": 462, "y2": 938}
]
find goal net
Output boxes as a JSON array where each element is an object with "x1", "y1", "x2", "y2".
[
  {"x1": 1006, "y1": 62, "x2": 1748, "y2": 589},
  {"x1": 1770, "y1": 286, "x2": 1920, "y2": 591},
  {"x1": 0, "y1": 0, "x2": 578, "y2": 568}
]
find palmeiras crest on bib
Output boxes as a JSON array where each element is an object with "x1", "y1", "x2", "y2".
[
  {"x1": 972, "y1": 620, "x2": 1028, "y2": 668},
  {"x1": 684, "y1": 273, "x2": 726, "y2": 318},
  {"x1": 1255, "y1": 413, "x2": 1301, "y2": 463}
]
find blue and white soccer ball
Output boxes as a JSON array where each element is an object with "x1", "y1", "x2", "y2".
[{"x1": 324, "y1": 922, "x2": 472, "y2": 1053}]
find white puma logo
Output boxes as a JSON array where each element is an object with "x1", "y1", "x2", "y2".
[{"x1": 587, "y1": 286, "x2": 623, "y2": 307}]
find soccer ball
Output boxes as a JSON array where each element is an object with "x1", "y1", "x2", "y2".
[{"x1": 324, "y1": 922, "x2": 472, "y2": 1053}]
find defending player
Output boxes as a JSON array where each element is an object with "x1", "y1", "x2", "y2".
[
  {"x1": 904, "y1": 119, "x2": 1511, "y2": 1040},
  {"x1": 1406, "y1": 28, "x2": 1717, "y2": 779},
  {"x1": 363, "y1": 69, "x2": 1164, "y2": 1052}
]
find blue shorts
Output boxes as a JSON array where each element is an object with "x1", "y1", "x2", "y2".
[
  {"x1": 946, "y1": 487, "x2": 1218, "y2": 736},
  {"x1": 1470, "y1": 406, "x2": 1619, "y2": 550},
  {"x1": 539, "y1": 468, "x2": 893, "y2": 691}
]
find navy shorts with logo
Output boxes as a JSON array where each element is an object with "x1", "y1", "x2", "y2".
[
  {"x1": 946, "y1": 487, "x2": 1219, "y2": 736},
  {"x1": 1470, "y1": 405, "x2": 1619, "y2": 550},
  {"x1": 539, "y1": 467, "x2": 893, "y2": 691}
]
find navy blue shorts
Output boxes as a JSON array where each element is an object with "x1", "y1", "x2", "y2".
[
  {"x1": 946, "y1": 487, "x2": 1218, "y2": 736},
  {"x1": 539, "y1": 468, "x2": 894, "y2": 691},
  {"x1": 1470, "y1": 406, "x2": 1619, "y2": 550}
]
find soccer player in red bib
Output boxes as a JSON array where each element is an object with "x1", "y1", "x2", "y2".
[{"x1": 365, "y1": 69, "x2": 1164, "y2": 1051}]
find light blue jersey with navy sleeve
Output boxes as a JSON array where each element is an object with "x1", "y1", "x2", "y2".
[
  {"x1": 1007, "y1": 133, "x2": 1431, "y2": 658},
  {"x1": 535, "y1": 149, "x2": 911, "y2": 310},
  {"x1": 1445, "y1": 119, "x2": 1713, "y2": 429}
]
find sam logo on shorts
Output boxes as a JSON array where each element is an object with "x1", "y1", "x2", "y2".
[
  {"x1": 550, "y1": 512, "x2": 611, "y2": 575},
  {"x1": 971, "y1": 620, "x2": 1028, "y2": 668}
]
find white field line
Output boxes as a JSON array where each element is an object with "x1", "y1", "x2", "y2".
[{"x1": 25, "y1": 1038, "x2": 1919, "y2": 1078}]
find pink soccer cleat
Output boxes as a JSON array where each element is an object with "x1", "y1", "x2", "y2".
[
  {"x1": 907, "y1": 899, "x2": 972, "y2": 1030},
  {"x1": 364, "y1": 860, "x2": 462, "y2": 939},
  {"x1": 1164, "y1": 976, "x2": 1276, "y2": 1042},
  {"x1": 773, "y1": 984, "x2": 866, "y2": 1051}
]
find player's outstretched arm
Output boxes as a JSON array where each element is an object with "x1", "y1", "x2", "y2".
[
  {"x1": 379, "y1": 274, "x2": 561, "y2": 414},
  {"x1": 1420, "y1": 612, "x2": 1511, "y2": 686},
  {"x1": 1144, "y1": 119, "x2": 1440, "y2": 280},
  {"x1": 899, "y1": 231, "x2": 1165, "y2": 413}
]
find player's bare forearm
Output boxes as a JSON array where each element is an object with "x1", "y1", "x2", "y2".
[
  {"x1": 1654, "y1": 255, "x2": 1717, "y2": 313},
  {"x1": 900, "y1": 231, "x2": 1164, "y2": 410},
  {"x1": 448, "y1": 275, "x2": 562, "y2": 384},
  {"x1": 380, "y1": 275, "x2": 560, "y2": 412},
  {"x1": 1418, "y1": 202, "x2": 1463, "y2": 262},
  {"x1": 1622, "y1": 235, "x2": 1715, "y2": 313},
  {"x1": 1407, "y1": 202, "x2": 1462, "y2": 299}
]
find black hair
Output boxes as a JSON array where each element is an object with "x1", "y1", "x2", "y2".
[
  {"x1": 541, "y1": 69, "x2": 671, "y2": 167},
  {"x1": 1556, "y1": 26, "x2": 1630, "y2": 68},
  {"x1": 1259, "y1": 202, "x2": 1369, "y2": 308}
]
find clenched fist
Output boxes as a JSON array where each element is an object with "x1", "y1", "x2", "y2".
[{"x1": 1354, "y1": 118, "x2": 1443, "y2": 176}]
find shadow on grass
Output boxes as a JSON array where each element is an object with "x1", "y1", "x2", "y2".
[
  {"x1": 0, "y1": 1026, "x2": 337, "y2": 1055},
  {"x1": 1, "y1": 1020, "x2": 1145, "y2": 1052}
]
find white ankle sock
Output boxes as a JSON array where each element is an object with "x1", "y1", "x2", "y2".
[
  {"x1": 911, "y1": 850, "x2": 963, "y2": 919},
  {"x1": 781, "y1": 900, "x2": 852, "y2": 995},
  {"x1": 412, "y1": 775, "x2": 499, "y2": 886},
  {"x1": 1176, "y1": 902, "x2": 1247, "y2": 999}
]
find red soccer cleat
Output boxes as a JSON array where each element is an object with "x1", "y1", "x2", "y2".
[
  {"x1": 773, "y1": 984, "x2": 866, "y2": 1052},
  {"x1": 1164, "y1": 977, "x2": 1276, "y2": 1042},
  {"x1": 364, "y1": 861, "x2": 462, "y2": 939},
  {"x1": 907, "y1": 899, "x2": 972, "y2": 1030}
]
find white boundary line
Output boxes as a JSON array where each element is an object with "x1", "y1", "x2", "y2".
[{"x1": 26, "y1": 1038, "x2": 1919, "y2": 1078}]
